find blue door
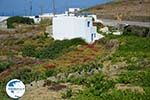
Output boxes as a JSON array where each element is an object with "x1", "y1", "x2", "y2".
[{"x1": 91, "y1": 33, "x2": 94, "y2": 41}]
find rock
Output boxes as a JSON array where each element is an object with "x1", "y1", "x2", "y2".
[
  {"x1": 78, "y1": 70, "x2": 86, "y2": 76},
  {"x1": 112, "y1": 31, "x2": 123, "y2": 35},
  {"x1": 56, "y1": 73, "x2": 67, "y2": 81},
  {"x1": 100, "y1": 27, "x2": 110, "y2": 34},
  {"x1": 93, "y1": 68, "x2": 100, "y2": 74},
  {"x1": 68, "y1": 72, "x2": 80, "y2": 79},
  {"x1": 48, "y1": 84, "x2": 67, "y2": 91},
  {"x1": 47, "y1": 76, "x2": 58, "y2": 82},
  {"x1": 87, "y1": 69, "x2": 94, "y2": 75},
  {"x1": 131, "y1": 57, "x2": 138, "y2": 62}
]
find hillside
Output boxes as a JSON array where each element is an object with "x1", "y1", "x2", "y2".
[
  {"x1": 0, "y1": 24, "x2": 150, "y2": 99},
  {"x1": 0, "y1": 16, "x2": 150, "y2": 99},
  {"x1": 85, "y1": 0, "x2": 150, "y2": 22}
]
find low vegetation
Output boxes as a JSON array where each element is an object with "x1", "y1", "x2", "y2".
[
  {"x1": 62, "y1": 89, "x2": 73, "y2": 99},
  {"x1": 22, "y1": 38, "x2": 86, "y2": 59},
  {"x1": 72, "y1": 35, "x2": 150, "y2": 100},
  {"x1": 40, "y1": 18, "x2": 52, "y2": 25},
  {"x1": 0, "y1": 61, "x2": 11, "y2": 73},
  {"x1": 7, "y1": 16, "x2": 34, "y2": 28},
  {"x1": 0, "y1": 27, "x2": 150, "y2": 99}
]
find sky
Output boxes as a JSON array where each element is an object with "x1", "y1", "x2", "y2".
[{"x1": 0, "y1": 0, "x2": 112, "y2": 16}]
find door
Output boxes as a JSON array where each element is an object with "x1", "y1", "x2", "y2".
[{"x1": 91, "y1": 33, "x2": 94, "y2": 42}]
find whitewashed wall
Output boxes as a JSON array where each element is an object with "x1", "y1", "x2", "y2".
[
  {"x1": 0, "y1": 16, "x2": 10, "y2": 22},
  {"x1": 52, "y1": 16, "x2": 103, "y2": 43}
]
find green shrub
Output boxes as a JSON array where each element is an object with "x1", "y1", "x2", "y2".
[
  {"x1": 22, "y1": 44, "x2": 36, "y2": 57},
  {"x1": 67, "y1": 77, "x2": 87, "y2": 85},
  {"x1": 62, "y1": 89, "x2": 73, "y2": 99},
  {"x1": 12, "y1": 68, "x2": 46, "y2": 84},
  {"x1": 74, "y1": 73, "x2": 115, "y2": 99},
  {"x1": 0, "y1": 62, "x2": 11, "y2": 72},
  {"x1": 44, "y1": 32, "x2": 49, "y2": 38},
  {"x1": 45, "y1": 69, "x2": 57, "y2": 77},
  {"x1": 7, "y1": 16, "x2": 34, "y2": 28}
]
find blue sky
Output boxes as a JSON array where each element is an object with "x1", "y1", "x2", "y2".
[{"x1": 0, "y1": 0, "x2": 112, "y2": 16}]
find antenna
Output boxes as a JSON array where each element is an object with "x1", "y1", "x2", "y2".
[{"x1": 52, "y1": 0, "x2": 56, "y2": 16}]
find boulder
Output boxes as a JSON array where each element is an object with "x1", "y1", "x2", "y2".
[
  {"x1": 112, "y1": 31, "x2": 123, "y2": 35},
  {"x1": 100, "y1": 27, "x2": 110, "y2": 34}
]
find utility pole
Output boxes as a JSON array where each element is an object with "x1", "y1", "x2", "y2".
[
  {"x1": 24, "y1": 7, "x2": 27, "y2": 16},
  {"x1": 29, "y1": 0, "x2": 32, "y2": 16},
  {"x1": 52, "y1": 0, "x2": 55, "y2": 16},
  {"x1": 40, "y1": 4, "x2": 43, "y2": 15},
  {"x1": 65, "y1": 0, "x2": 69, "y2": 16},
  {"x1": 12, "y1": 10, "x2": 14, "y2": 16}
]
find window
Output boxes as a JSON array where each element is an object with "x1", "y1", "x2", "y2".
[
  {"x1": 35, "y1": 16, "x2": 39, "y2": 18},
  {"x1": 87, "y1": 21, "x2": 90, "y2": 27},
  {"x1": 94, "y1": 33, "x2": 96, "y2": 38}
]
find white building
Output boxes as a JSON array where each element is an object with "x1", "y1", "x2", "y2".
[
  {"x1": 0, "y1": 16, "x2": 10, "y2": 22},
  {"x1": 52, "y1": 15, "x2": 103, "y2": 43},
  {"x1": 39, "y1": 13, "x2": 54, "y2": 19},
  {"x1": 69, "y1": 8, "x2": 80, "y2": 13},
  {"x1": 25, "y1": 16, "x2": 41, "y2": 24}
]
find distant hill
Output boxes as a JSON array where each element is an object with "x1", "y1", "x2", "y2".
[{"x1": 85, "y1": 0, "x2": 150, "y2": 22}]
